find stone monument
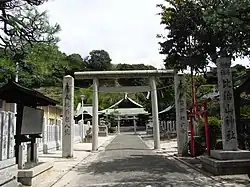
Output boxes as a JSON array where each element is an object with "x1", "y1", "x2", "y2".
[
  {"x1": 200, "y1": 56, "x2": 250, "y2": 177},
  {"x1": 62, "y1": 75, "x2": 74, "y2": 158},
  {"x1": 174, "y1": 73, "x2": 188, "y2": 156}
]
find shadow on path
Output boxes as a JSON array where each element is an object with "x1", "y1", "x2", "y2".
[{"x1": 77, "y1": 154, "x2": 188, "y2": 175}]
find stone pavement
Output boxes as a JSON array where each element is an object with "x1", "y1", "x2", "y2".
[
  {"x1": 47, "y1": 134, "x2": 242, "y2": 187},
  {"x1": 141, "y1": 135, "x2": 250, "y2": 186},
  {"x1": 30, "y1": 135, "x2": 116, "y2": 187}
]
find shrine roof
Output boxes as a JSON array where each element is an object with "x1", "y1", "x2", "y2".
[
  {"x1": 100, "y1": 108, "x2": 148, "y2": 116},
  {"x1": 159, "y1": 105, "x2": 175, "y2": 114},
  {"x1": 0, "y1": 80, "x2": 58, "y2": 106},
  {"x1": 108, "y1": 94, "x2": 144, "y2": 109}
]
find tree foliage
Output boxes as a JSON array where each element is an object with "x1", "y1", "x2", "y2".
[
  {"x1": 84, "y1": 50, "x2": 112, "y2": 71},
  {"x1": 158, "y1": 0, "x2": 250, "y2": 71},
  {"x1": 0, "y1": 0, "x2": 60, "y2": 57}
]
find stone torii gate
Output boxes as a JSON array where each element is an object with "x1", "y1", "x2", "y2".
[{"x1": 62, "y1": 70, "x2": 188, "y2": 157}]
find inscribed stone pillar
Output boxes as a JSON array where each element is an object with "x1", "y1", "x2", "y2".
[
  {"x1": 62, "y1": 75, "x2": 74, "y2": 158},
  {"x1": 149, "y1": 76, "x2": 161, "y2": 150},
  {"x1": 216, "y1": 57, "x2": 238, "y2": 150},
  {"x1": 7, "y1": 112, "x2": 15, "y2": 159},
  {"x1": 92, "y1": 77, "x2": 99, "y2": 151},
  {"x1": 174, "y1": 74, "x2": 188, "y2": 155}
]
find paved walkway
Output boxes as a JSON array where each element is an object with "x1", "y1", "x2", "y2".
[
  {"x1": 51, "y1": 134, "x2": 231, "y2": 187},
  {"x1": 31, "y1": 135, "x2": 115, "y2": 187}
]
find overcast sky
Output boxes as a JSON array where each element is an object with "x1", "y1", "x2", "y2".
[{"x1": 39, "y1": 0, "x2": 249, "y2": 69}]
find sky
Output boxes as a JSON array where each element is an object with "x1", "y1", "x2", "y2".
[{"x1": 39, "y1": 0, "x2": 249, "y2": 69}]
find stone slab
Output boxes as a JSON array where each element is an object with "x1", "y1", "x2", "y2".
[
  {"x1": 0, "y1": 179, "x2": 19, "y2": 187},
  {"x1": 0, "y1": 163, "x2": 17, "y2": 186},
  {"x1": 200, "y1": 155, "x2": 250, "y2": 175},
  {"x1": 0, "y1": 157, "x2": 16, "y2": 169},
  {"x1": 211, "y1": 150, "x2": 250, "y2": 160},
  {"x1": 18, "y1": 162, "x2": 53, "y2": 186}
]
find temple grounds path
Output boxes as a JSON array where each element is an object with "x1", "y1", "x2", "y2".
[{"x1": 51, "y1": 134, "x2": 238, "y2": 187}]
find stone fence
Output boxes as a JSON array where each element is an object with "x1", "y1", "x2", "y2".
[
  {"x1": 0, "y1": 110, "x2": 104, "y2": 186},
  {"x1": 146, "y1": 120, "x2": 177, "y2": 135},
  {"x1": 0, "y1": 111, "x2": 17, "y2": 186},
  {"x1": 38, "y1": 118, "x2": 87, "y2": 154},
  {"x1": 0, "y1": 111, "x2": 88, "y2": 164}
]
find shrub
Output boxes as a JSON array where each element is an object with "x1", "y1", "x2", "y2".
[
  {"x1": 198, "y1": 116, "x2": 221, "y2": 150},
  {"x1": 188, "y1": 136, "x2": 206, "y2": 156}
]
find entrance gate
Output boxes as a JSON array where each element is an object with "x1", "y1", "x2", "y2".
[{"x1": 61, "y1": 70, "x2": 188, "y2": 157}]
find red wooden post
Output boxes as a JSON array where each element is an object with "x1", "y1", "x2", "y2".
[
  {"x1": 203, "y1": 102, "x2": 210, "y2": 154},
  {"x1": 189, "y1": 114, "x2": 195, "y2": 157}
]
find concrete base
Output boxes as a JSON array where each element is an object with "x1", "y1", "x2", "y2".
[
  {"x1": 210, "y1": 150, "x2": 250, "y2": 160},
  {"x1": 18, "y1": 162, "x2": 53, "y2": 186},
  {"x1": 0, "y1": 158, "x2": 18, "y2": 187},
  {"x1": 200, "y1": 155, "x2": 250, "y2": 176}
]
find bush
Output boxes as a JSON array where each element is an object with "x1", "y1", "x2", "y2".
[
  {"x1": 188, "y1": 136, "x2": 206, "y2": 156},
  {"x1": 198, "y1": 116, "x2": 221, "y2": 150}
]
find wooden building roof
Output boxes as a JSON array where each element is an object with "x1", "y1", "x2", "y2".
[{"x1": 0, "y1": 80, "x2": 58, "y2": 106}]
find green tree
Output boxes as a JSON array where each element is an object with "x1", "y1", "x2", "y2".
[
  {"x1": 84, "y1": 50, "x2": 112, "y2": 71},
  {"x1": 19, "y1": 44, "x2": 67, "y2": 88},
  {"x1": 115, "y1": 63, "x2": 156, "y2": 86},
  {"x1": 158, "y1": 0, "x2": 250, "y2": 71},
  {"x1": 0, "y1": 1, "x2": 61, "y2": 85},
  {"x1": 65, "y1": 53, "x2": 86, "y2": 75}
]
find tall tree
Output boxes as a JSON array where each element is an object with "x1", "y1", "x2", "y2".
[
  {"x1": 0, "y1": 0, "x2": 61, "y2": 84},
  {"x1": 65, "y1": 53, "x2": 86, "y2": 75},
  {"x1": 115, "y1": 63, "x2": 156, "y2": 86},
  {"x1": 157, "y1": 0, "x2": 250, "y2": 71},
  {"x1": 84, "y1": 50, "x2": 112, "y2": 71},
  {"x1": 0, "y1": 1, "x2": 60, "y2": 54}
]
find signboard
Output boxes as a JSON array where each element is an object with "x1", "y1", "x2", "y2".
[{"x1": 21, "y1": 106, "x2": 44, "y2": 135}]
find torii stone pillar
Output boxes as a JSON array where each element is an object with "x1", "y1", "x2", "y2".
[
  {"x1": 74, "y1": 70, "x2": 175, "y2": 151},
  {"x1": 174, "y1": 73, "x2": 188, "y2": 156},
  {"x1": 149, "y1": 76, "x2": 160, "y2": 150},
  {"x1": 62, "y1": 75, "x2": 74, "y2": 158},
  {"x1": 92, "y1": 77, "x2": 99, "y2": 151},
  {"x1": 216, "y1": 57, "x2": 238, "y2": 150}
]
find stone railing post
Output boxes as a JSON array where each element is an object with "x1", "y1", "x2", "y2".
[
  {"x1": 42, "y1": 117, "x2": 48, "y2": 154},
  {"x1": 55, "y1": 122, "x2": 60, "y2": 150},
  {"x1": 0, "y1": 111, "x2": 8, "y2": 160},
  {"x1": 7, "y1": 112, "x2": 15, "y2": 159}
]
